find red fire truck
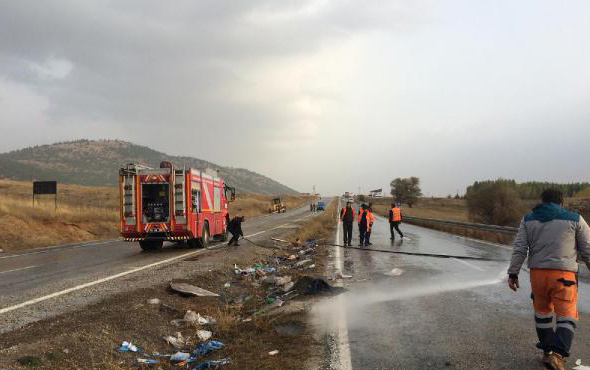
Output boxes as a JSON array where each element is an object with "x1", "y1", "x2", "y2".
[{"x1": 119, "y1": 162, "x2": 235, "y2": 251}]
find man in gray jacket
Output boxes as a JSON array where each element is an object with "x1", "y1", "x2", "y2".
[{"x1": 508, "y1": 189, "x2": 590, "y2": 369}]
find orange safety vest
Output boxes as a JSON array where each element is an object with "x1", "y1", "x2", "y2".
[
  {"x1": 366, "y1": 210, "x2": 374, "y2": 231},
  {"x1": 358, "y1": 209, "x2": 365, "y2": 224},
  {"x1": 390, "y1": 207, "x2": 402, "y2": 222},
  {"x1": 340, "y1": 207, "x2": 356, "y2": 222}
]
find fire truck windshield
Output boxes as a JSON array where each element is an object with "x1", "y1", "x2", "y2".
[{"x1": 141, "y1": 183, "x2": 170, "y2": 223}]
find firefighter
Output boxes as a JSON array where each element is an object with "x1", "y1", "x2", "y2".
[
  {"x1": 508, "y1": 189, "x2": 590, "y2": 369},
  {"x1": 389, "y1": 203, "x2": 404, "y2": 240},
  {"x1": 227, "y1": 216, "x2": 245, "y2": 246},
  {"x1": 364, "y1": 206, "x2": 375, "y2": 246},
  {"x1": 358, "y1": 204, "x2": 367, "y2": 246},
  {"x1": 340, "y1": 202, "x2": 355, "y2": 246}
]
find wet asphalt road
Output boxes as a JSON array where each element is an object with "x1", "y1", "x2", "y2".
[
  {"x1": 330, "y1": 211, "x2": 590, "y2": 369},
  {"x1": 0, "y1": 205, "x2": 315, "y2": 317}
]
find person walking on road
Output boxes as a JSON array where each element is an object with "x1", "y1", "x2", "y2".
[
  {"x1": 340, "y1": 202, "x2": 355, "y2": 246},
  {"x1": 508, "y1": 189, "x2": 590, "y2": 370},
  {"x1": 364, "y1": 206, "x2": 375, "y2": 246},
  {"x1": 227, "y1": 216, "x2": 245, "y2": 246},
  {"x1": 389, "y1": 203, "x2": 404, "y2": 240},
  {"x1": 358, "y1": 204, "x2": 367, "y2": 246}
]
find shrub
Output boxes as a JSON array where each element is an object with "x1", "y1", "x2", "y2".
[{"x1": 466, "y1": 179, "x2": 525, "y2": 226}]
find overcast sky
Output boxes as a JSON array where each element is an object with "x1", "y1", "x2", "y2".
[{"x1": 1, "y1": 1, "x2": 589, "y2": 196}]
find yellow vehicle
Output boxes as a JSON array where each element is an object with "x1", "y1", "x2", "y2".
[{"x1": 269, "y1": 198, "x2": 286, "y2": 213}]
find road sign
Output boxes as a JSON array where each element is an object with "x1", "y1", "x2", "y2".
[{"x1": 33, "y1": 181, "x2": 57, "y2": 209}]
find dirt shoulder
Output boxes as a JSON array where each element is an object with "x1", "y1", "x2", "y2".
[{"x1": 0, "y1": 201, "x2": 337, "y2": 370}]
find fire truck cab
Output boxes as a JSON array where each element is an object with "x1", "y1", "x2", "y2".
[{"x1": 119, "y1": 162, "x2": 235, "y2": 251}]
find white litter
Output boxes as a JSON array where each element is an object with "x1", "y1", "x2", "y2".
[
  {"x1": 197, "y1": 330, "x2": 212, "y2": 341},
  {"x1": 169, "y1": 282, "x2": 219, "y2": 297},
  {"x1": 182, "y1": 310, "x2": 217, "y2": 325},
  {"x1": 268, "y1": 350, "x2": 279, "y2": 356},
  {"x1": 385, "y1": 268, "x2": 404, "y2": 276},
  {"x1": 282, "y1": 281, "x2": 295, "y2": 292},
  {"x1": 147, "y1": 298, "x2": 161, "y2": 305},
  {"x1": 224, "y1": 282, "x2": 231, "y2": 288},
  {"x1": 574, "y1": 359, "x2": 590, "y2": 370},
  {"x1": 163, "y1": 332, "x2": 190, "y2": 349}
]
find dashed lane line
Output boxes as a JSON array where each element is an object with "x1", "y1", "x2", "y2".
[{"x1": 0, "y1": 265, "x2": 39, "y2": 275}]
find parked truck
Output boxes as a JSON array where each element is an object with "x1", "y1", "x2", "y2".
[{"x1": 119, "y1": 162, "x2": 235, "y2": 251}]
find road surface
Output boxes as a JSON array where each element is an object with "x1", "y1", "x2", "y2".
[
  {"x1": 322, "y1": 206, "x2": 590, "y2": 369},
  {"x1": 0, "y1": 204, "x2": 317, "y2": 332}
]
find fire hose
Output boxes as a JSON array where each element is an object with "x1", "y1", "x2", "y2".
[{"x1": 242, "y1": 237, "x2": 507, "y2": 262}]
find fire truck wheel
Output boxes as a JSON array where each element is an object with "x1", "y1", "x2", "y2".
[
  {"x1": 198, "y1": 224, "x2": 210, "y2": 248},
  {"x1": 139, "y1": 240, "x2": 163, "y2": 251}
]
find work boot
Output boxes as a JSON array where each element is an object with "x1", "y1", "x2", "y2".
[
  {"x1": 547, "y1": 352, "x2": 565, "y2": 370},
  {"x1": 542, "y1": 351, "x2": 551, "y2": 367}
]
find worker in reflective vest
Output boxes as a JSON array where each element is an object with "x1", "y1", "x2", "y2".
[
  {"x1": 365, "y1": 206, "x2": 375, "y2": 246},
  {"x1": 389, "y1": 203, "x2": 404, "y2": 240},
  {"x1": 358, "y1": 204, "x2": 367, "y2": 246},
  {"x1": 340, "y1": 202, "x2": 355, "y2": 246}
]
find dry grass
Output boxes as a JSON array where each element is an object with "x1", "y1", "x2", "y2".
[
  {"x1": 229, "y1": 194, "x2": 314, "y2": 219},
  {"x1": 0, "y1": 179, "x2": 314, "y2": 252},
  {"x1": 287, "y1": 199, "x2": 337, "y2": 243},
  {"x1": 0, "y1": 179, "x2": 119, "y2": 251}
]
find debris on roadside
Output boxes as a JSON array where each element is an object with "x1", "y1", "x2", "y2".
[
  {"x1": 192, "y1": 358, "x2": 231, "y2": 369},
  {"x1": 197, "y1": 330, "x2": 212, "y2": 341},
  {"x1": 169, "y1": 282, "x2": 220, "y2": 297},
  {"x1": 147, "y1": 298, "x2": 160, "y2": 305},
  {"x1": 182, "y1": 310, "x2": 217, "y2": 325},
  {"x1": 268, "y1": 350, "x2": 279, "y2": 356},
  {"x1": 117, "y1": 341, "x2": 139, "y2": 353},
  {"x1": 292, "y1": 276, "x2": 333, "y2": 295},
  {"x1": 163, "y1": 332, "x2": 190, "y2": 349}
]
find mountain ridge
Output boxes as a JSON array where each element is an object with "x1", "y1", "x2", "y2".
[{"x1": 0, "y1": 139, "x2": 298, "y2": 194}]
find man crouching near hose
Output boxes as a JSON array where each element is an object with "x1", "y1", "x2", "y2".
[
  {"x1": 508, "y1": 189, "x2": 590, "y2": 370},
  {"x1": 227, "y1": 216, "x2": 245, "y2": 247}
]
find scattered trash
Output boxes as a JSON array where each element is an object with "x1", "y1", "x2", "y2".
[
  {"x1": 287, "y1": 255, "x2": 297, "y2": 260},
  {"x1": 282, "y1": 281, "x2": 295, "y2": 292},
  {"x1": 184, "y1": 310, "x2": 199, "y2": 323},
  {"x1": 164, "y1": 332, "x2": 190, "y2": 349},
  {"x1": 147, "y1": 298, "x2": 161, "y2": 305},
  {"x1": 63, "y1": 349, "x2": 70, "y2": 354},
  {"x1": 242, "y1": 318, "x2": 252, "y2": 322},
  {"x1": 136, "y1": 358, "x2": 161, "y2": 365},
  {"x1": 223, "y1": 282, "x2": 231, "y2": 288},
  {"x1": 170, "y1": 282, "x2": 219, "y2": 297},
  {"x1": 295, "y1": 259, "x2": 313, "y2": 268},
  {"x1": 170, "y1": 351, "x2": 191, "y2": 362},
  {"x1": 574, "y1": 359, "x2": 590, "y2": 370},
  {"x1": 118, "y1": 341, "x2": 139, "y2": 353},
  {"x1": 192, "y1": 341, "x2": 224, "y2": 357},
  {"x1": 192, "y1": 358, "x2": 231, "y2": 369},
  {"x1": 306, "y1": 264, "x2": 316, "y2": 270},
  {"x1": 292, "y1": 276, "x2": 333, "y2": 295},
  {"x1": 384, "y1": 268, "x2": 404, "y2": 276},
  {"x1": 197, "y1": 330, "x2": 212, "y2": 341},
  {"x1": 268, "y1": 350, "x2": 279, "y2": 356},
  {"x1": 335, "y1": 272, "x2": 352, "y2": 279},
  {"x1": 275, "y1": 276, "x2": 292, "y2": 285},
  {"x1": 298, "y1": 248, "x2": 314, "y2": 256},
  {"x1": 183, "y1": 310, "x2": 217, "y2": 325}
]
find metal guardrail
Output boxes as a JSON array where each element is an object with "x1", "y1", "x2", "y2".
[{"x1": 403, "y1": 216, "x2": 518, "y2": 235}]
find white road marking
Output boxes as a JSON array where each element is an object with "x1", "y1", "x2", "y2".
[
  {"x1": 331, "y1": 200, "x2": 353, "y2": 370},
  {"x1": 0, "y1": 240, "x2": 116, "y2": 260},
  {"x1": 0, "y1": 265, "x2": 39, "y2": 275},
  {"x1": 0, "y1": 219, "x2": 293, "y2": 315},
  {"x1": 452, "y1": 257, "x2": 485, "y2": 271},
  {"x1": 245, "y1": 230, "x2": 266, "y2": 238}
]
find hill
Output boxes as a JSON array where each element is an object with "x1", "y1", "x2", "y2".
[{"x1": 0, "y1": 140, "x2": 298, "y2": 194}]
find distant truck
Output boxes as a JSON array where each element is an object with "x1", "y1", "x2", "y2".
[
  {"x1": 269, "y1": 197, "x2": 286, "y2": 213},
  {"x1": 119, "y1": 162, "x2": 235, "y2": 251},
  {"x1": 316, "y1": 200, "x2": 325, "y2": 211}
]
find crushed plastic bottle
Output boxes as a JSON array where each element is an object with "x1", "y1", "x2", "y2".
[
  {"x1": 192, "y1": 341, "x2": 224, "y2": 357},
  {"x1": 117, "y1": 341, "x2": 139, "y2": 353}
]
